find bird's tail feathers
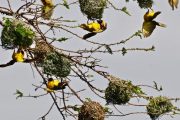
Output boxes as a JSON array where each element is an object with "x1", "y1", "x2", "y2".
[
  {"x1": 157, "y1": 22, "x2": 167, "y2": 28},
  {"x1": 83, "y1": 32, "x2": 97, "y2": 39}
]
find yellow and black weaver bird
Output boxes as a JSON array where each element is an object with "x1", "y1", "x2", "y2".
[
  {"x1": 41, "y1": 0, "x2": 54, "y2": 6},
  {"x1": 46, "y1": 78, "x2": 68, "y2": 92},
  {"x1": 41, "y1": 0, "x2": 54, "y2": 20},
  {"x1": 142, "y1": 21, "x2": 166, "y2": 38},
  {"x1": 142, "y1": 9, "x2": 166, "y2": 38},
  {"x1": 143, "y1": 9, "x2": 161, "y2": 22},
  {"x1": 0, "y1": 49, "x2": 35, "y2": 67},
  {"x1": 168, "y1": 0, "x2": 179, "y2": 10},
  {"x1": 80, "y1": 20, "x2": 107, "y2": 39}
]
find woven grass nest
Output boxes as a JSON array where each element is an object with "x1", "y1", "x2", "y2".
[
  {"x1": 105, "y1": 78, "x2": 134, "y2": 105},
  {"x1": 147, "y1": 96, "x2": 175, "y2": 120},
  {"x1": 137, "y1": 0, "x2": 153, "y2": 8},
  {"x1": 78, "y1": 101, "x2": 105, "y2": 120},
  {"x1": 38, "y1": 51, "x2": 71, "y2": 78},
  {"x1": 34, "y1": 40, "x2": 52, "y2": 62},
  {"x1": 1, "y1": 18, "x2": 35, "y2": 49},
  {"x1": 79, "y1": 0, "x2": 107, "y2": 20}
]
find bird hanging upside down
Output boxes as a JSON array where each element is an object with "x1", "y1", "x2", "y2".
[
  {"x1": 46, "y1": 78, "x2": 68, "y2": 92},
  {"x1": 142, "y1": 9, "x2": 166, "y2": 38},
  {"x1": 168, "y1": 0, "x2": 179, "y2": 10},
  {"x1": 79, "y1": 20, "x2": 107, "y2": 39},
  {"x1": 143, "y1": 9, "x2": 161, "y2": 22}
]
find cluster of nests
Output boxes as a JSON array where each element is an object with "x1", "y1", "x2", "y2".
[
  {"x1": 77, "y1": 78, "x2": 176, "y2": 120},
  {"x1": 79, "y1": 0, "x2": 154, "y2": 20},
  {"x1": 1, "y1": 18, "x2": 71, "y2": 78},
  {"x1": 104, "y1": 75, "x2": 177, "y2": 120}
]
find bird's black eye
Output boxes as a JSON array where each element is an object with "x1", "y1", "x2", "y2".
[
  {"x1": 48, "y1": 78, "x2": 53, "y2": 81},
  {"x1": 97, "y1": 20, "x2": 103, "y2": 24}
]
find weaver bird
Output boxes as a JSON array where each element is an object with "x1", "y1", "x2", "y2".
[
  {"x1": 46, "y1": 78, "x2": 68, "y2": 92},
  {"x1": 41, "y1": 0, "x2": 54, "y2": 6},
  {"x1": 144, "y1": 9, "x2": 161, "y2": 22},
  {"x1": 168, "y1": 0, "x2": 179, "y2": 10},
  {"x1": 0, "y1": 49, "x2": 36, "y2": 67},
  {"x1": 41, "y1": 5, "x2": 54, "y2": 20},
  {"x1": 80, "y1": 20, "x2": 107, "y2": 39},
  {"x1": 12, "y1": 49, "x2": 25, "y2": 62},
  {"x1": 142, "y1": 21, "x2": 166, "y2": 37}
]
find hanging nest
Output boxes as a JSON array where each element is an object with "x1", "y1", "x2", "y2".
[
  {"x1": 33, "y1": 40, "x2": 52, "y2": 63},
  {"x1": 137, "y1": 0, "x2": 153, "y2": 9},
  {"x1": 39, "y1": 52, "x2": 71, "y2": 78},
  {"x1": 78, "y1": 101, "x2": 105, "y2": 120},
  {"x1": 105, "y1": 78, "x2": 134, "y2": 105},
  {"x1": 1, "y1": 18, "x2": 35, "y2": 49},
  {"x1": 79, "y1": 0, "x2": 107, "y2": 20},
  {"x1": 147, "y1": 96, "x2": 175, "y2": 120}
]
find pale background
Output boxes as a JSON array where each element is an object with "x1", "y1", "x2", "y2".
[{"x1": 0, "y1": 0, "x2": 180, "y2": 120}]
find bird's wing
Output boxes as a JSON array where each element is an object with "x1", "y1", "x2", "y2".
[
  {"x1": 53, "y1": 81, "x2": 68, "y2": 90},
  {"x1": 142, "y1": 21, "x2": 157, "y2": 38}
]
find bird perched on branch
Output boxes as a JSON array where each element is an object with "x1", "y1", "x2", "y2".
[
  {"x1": 80, "y1": 20, "x2": 107, "y2": 39},
  {"x1": 46, "y1": 78, "x2": 68, "y2": 92},
  {"x1": 142, "y1": 9, "x2": 166, "y2": 38},
  {"x1": 12, "y1": 49, "x2": 25, "y2": 62},
  {"x1": 0, "y1": 49, "x2": 36, "y2": 67},
  {"x1": 41, "y1": 0, "x2": 54, "y2": 19},
  {"x1": 168, "y1": 0, "x2": 179, "y2": 10}
]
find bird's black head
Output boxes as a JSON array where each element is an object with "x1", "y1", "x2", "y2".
[
  {"x1": 48, "y1": 78, "x2": 53, "y2": 81},
  {"x1": 97, "y1": 20, "x2": 103, "y2": 24}
]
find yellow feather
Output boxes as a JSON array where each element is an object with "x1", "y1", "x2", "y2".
[
  {"x1": 47, "y1": 79, "x2": 60, "y2": 89},
  {"x1": 12, "y1": 51, "x2": 24, "y2": 62},
  {"x1": 80, "y1": 20, "x2": 107, "y2": 33}
]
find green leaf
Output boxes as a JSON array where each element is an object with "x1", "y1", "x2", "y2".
[
  {"x1": 133, "y1": 86, "x2": 145, "y2": 95},
  {"x1": 14, "y1": 89, "x2": 23, "y2": 99},
  {"x1": 103, "y1": 106, "x2": 113, "y2": 114},
  {"x1": 85, "y1": 98, "x2": 92, "y2": 102},
  {"x1": 57, "y1": 37, "x2": 69, "y2": 42},
  {"x1": 105, "y1": 45, "x2": 113, "y2": 54},
  {"x1": 135, "y1": 30, "x2": 142, "y2": 39},
  {"x1": 121, "y1": 7, "x2": 131, "y2": 16},
  {"x1": 122, "y1": 47, "x2": 127, "y2": 56},
  {"x1": 72, "y1": 105, "x2": 80, "y2": 112},
  {"x1": 63, "y1": 0, "x2": 69, "y2": 9},
  {"x1": 153, "y1": 81, "x2": 163, "y2": 91}
]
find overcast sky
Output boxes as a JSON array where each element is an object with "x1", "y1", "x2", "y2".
[{"x1": 0, "y1": 0, "x2": 180, "y2": 120}]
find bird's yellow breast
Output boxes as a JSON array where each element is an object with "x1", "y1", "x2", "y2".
[
  {"x1": 47, "y1": 80, "x2": 60, "y2": 89},
  {"x1": 12, "y1": 52, "x2": 24, "y2": 62},
  {"x1": 80, "y1": 22, "x2": 102, "y2": 33}
]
